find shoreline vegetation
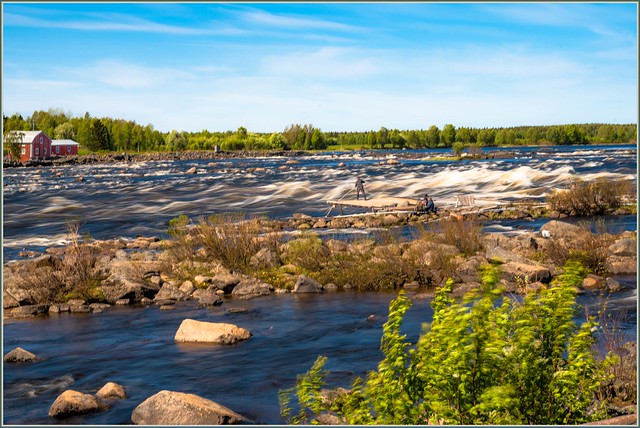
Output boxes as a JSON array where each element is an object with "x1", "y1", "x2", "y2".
[{"x1": 2, "y1": 108, "x2": 637, "y2": 162}]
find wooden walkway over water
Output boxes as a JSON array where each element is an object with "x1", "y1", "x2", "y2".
[{"x1": 325, "y1": 197, "x2": 419, "y2": 216}]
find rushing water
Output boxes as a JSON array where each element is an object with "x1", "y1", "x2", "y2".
[
  {"x1": 2, "y1": 145, "x2": 638, "y2": 424},
  {"x1": 2, "y1": 144, "x2": 637, "y2": 259}
]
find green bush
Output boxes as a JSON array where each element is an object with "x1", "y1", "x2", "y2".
[{"x1": 280, "y1": 261, "x2": 613, "y2": 425}]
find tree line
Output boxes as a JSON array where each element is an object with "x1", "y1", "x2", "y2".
[{"x1": 3, "y1": 108, "x2": 636, "y2": 155}]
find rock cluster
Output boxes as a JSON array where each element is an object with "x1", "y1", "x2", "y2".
[
  {"x1": 2, "y1": 220, "x2": 636, "y2": 318},
  {"x1": 48, "y1": 382, "x2": 126, "y2": 418}
]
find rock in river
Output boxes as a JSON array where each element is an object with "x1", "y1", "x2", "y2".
[
  {"x1": 96, "y1": 382, "x2": 127, "y2": 400},
  {"x1": 293, "y1": 274, "x2": 323, "y2": 293},
  {"x1": 174, "y1": 319, "x2": 251, "y2": 345},
  {"x1": 131, "y1": 390, "x2": 246, "y2": 425},
  {"x1": 4, "y1": 347, "x2": 39, "y2": 363},
  {"x1": 48, "y1": 389, "x2": 107, "y2": 418}
]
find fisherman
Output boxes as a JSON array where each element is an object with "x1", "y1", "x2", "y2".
[
  {"x1": 425, "y1": 194, "x2": 437, "y2": 213},
  {"x1": 355, "y1": 176, "x2": 366, "y2": 200}
]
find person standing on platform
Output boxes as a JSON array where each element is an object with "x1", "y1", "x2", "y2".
[{"x1": 355, "y1": 176, "x2": 366, "y2": 200}]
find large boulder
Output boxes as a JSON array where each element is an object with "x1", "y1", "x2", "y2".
[
  {"x1": 100, "y1": 259, "x2": 163, "y2": 303},
  {"x1": 539, "y1": 220, "x2": 585, "y2": 243},
  {"x1": 191, "y1": 289, "x2": 222, "y2": 306},
  {"x1": 48, "y1": 389, "x2": 107, "y2": 418},
  {"x1": 486, "y1": 246, "x2": 536, "y2": 265},
  {"x1": 131, "y1": 390, "x2": 246, "y2": 425},
  {"x1": 249, "y1": 248, "x2": 278, "y2": 269},
  {"x1": 11, "y1": 304, "x2": 49, "y2": 318},
  {"x1": 293, "y1": 275, "x2": 323, "y2": 293},
  {"x1": 4, "y1": 347, "x2": 39, "y2": 363},
  {"x1": 96, "y1": 382, "x2": 127, "y2": 400},
  {"x1": 606, "y1": 256, "x2": 637, "y2": 274},
  {"x1": 230, "y1": 277, "x2": 273, "y2": 298},
  {"x1": 499, "y1": 262, "x2": 551, "y2": 284},
  {"x1": 608, "y1": 238, "x2": 637, "y2": 257},
  {"x1": 154, "y1": 283, "x2": 188, "y2": 302},
  {"x1": 174, "y1": 319, "x2": 251, "y2": 345},
  {"x1": 209, "y1": 274, "x2": 242, "y2": 294}
]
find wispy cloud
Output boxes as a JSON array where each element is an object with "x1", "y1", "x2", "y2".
[
  {"x1": 4, "y1": 11, "x2": 212, "y2": 35},
  {"x1": 261, "y1": 47, "x2": 378, "y2": 80},
  {"x1": 239, "y1": 8, "x2": 356, "y2": 32},
  {"x1": 59, "y1": 60, "x2": 197, "y2": 90}
]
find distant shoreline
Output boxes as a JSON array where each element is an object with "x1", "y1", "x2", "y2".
[{"x1": 4, "y1": 143, "x2": 635, "y2": 168}]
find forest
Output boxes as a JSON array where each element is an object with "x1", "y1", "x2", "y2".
[{"x1": 2, "y1": 108, "x2": 637, "y2": 155}]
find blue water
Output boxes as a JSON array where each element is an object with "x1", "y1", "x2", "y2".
[{"x1": 3, "y1": 286, "x2": 636, "y2": 425}]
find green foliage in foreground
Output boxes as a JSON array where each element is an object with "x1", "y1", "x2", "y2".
[{"x1": 280, "y1": 261, "x2": 614, "y2": 425}]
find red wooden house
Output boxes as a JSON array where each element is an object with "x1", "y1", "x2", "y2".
[
  {"x1": 51, "y1": 139, "x2": 80, "y2": 156},
  {"x1": 5, "y1": 130, "x2": 53, "y2": 162}
]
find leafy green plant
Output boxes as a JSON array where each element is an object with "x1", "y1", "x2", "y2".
[{"x1": 280, "y1": 260, "x2": 613, "y2": 425}]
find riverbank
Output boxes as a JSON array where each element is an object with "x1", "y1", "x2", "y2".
[
  {"x1": 3, "y1": 213, "x2": 637, "y2": 424},
  {"x1": 4, "y1": 207, "x2": 637, "y2": 316},
  {"x1": 2, "y1": 145, "x2": 564, "y2": 168}
]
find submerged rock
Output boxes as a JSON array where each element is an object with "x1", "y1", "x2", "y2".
[
  {"x1": 174, "y1": 319, "x2": 251, "y2": 344},
  {"x1": 131, "y1": 390, "x2": 246, "y2": 425}
]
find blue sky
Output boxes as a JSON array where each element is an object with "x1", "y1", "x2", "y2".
[{"x1": 2, "y1": 2, "x2": 637, "y2": 133}]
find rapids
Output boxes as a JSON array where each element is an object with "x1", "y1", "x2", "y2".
[{"x1": 2, "y1": 144, "x2": 637, "y2": 260}]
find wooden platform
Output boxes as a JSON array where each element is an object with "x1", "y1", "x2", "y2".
[{"x1": 326, "y1": 197, "x2": 418, "y2": 216}]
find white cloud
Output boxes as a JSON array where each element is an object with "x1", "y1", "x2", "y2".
[
  {"x1": 261, "y1": 46, "x2": 379, "y2": 80},
  {"x1": 4, "y1": 11, "x2": 213, "y2": 35},
  {"x1": 239, "y1": 8, "x2": 356, "y2": 32}
]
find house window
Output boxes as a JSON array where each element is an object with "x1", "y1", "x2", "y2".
[
  {"x1": 21, "y1": 147, "x2": 26, "y2": 155},
  {"x1": 56, "y1": 146, "x2": 60, "y2": 154},
  {"x1": 40, "y1": 136, "x2": 43, "y2": 143},
  {"x1": 67, "y1": 146, "x2": 71, "y2": 153},
  {"x1": 44, "y1": 148, "x2": 47, "y2": 155},
  {"x1": 35, "y1": 147, "x2": 39, "y2": 156}
]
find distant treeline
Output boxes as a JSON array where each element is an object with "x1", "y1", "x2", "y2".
[{"x1": 3, "y1": 108, "x2": 637, "y2": 154}]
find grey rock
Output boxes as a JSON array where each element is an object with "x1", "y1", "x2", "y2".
[
  {"x1": 131, "y1": 390, "x2": 246, "y2": 425},
  {"x1": 11, "y1": 304, "x2": 49, "y2": 318},
  {"x1": 608, "y1": 238, "x2": 637, "y2": 257},
  {"x1": 192, "y1": 289, "x2": 222, "y2": 306},
  {"x1": 293, "y1": 275, "x2": 323, "y2": 293},
  {"x1": 231, "y1": 277, "x2": 273, "y2": 297}
]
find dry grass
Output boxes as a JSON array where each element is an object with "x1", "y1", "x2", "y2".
[
  {"x1": 548, "y1": 179, "x2": 632, "y2": 216},
  {"x1": 544, "y1": 220, "x2": 616, "y2": 275}
]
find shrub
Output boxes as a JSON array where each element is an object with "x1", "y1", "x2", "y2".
[
  {"x1": 427, "y1": 218, "x2": 484, "y2": 256},
  {"x1": 544, "y1": 220, "x2": 616, "y2": 275},
  {"x1": 548, "y1": 179, "x2": 632, "y2": 216},
  {"x1": 280, "y1": 261, "x2": 613, "y2": 425}
]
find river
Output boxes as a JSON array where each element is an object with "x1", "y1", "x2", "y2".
[{"x1": 2, "y1": 145, "x2": 638, "y2": 424}]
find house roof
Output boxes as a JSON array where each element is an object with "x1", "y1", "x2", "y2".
[
  {"x1": 3, "y1": 130, "x2": 47, "y2": 144},
  {"x1": 51, "y1": 139, "x2": 80, "y2": 146}
]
